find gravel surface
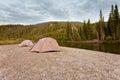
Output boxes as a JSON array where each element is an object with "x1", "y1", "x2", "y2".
[{"x1": 0, "y1": 44, "x2": 120, "y2": 80}]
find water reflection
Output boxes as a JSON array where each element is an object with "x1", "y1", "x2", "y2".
[{"x1": 59, "y1": 42, "x2": 120, "y2": 54}]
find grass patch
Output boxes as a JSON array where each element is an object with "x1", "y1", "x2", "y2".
[{"x1": 0, "y1": 39, "x2": 23, "y2": 45}]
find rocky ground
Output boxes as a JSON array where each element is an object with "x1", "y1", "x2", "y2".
[{"x1": 0, "y1": 44, "x2": 120, "y2": 80}]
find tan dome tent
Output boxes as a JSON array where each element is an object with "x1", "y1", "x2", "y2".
[
  {"x1": 18, "y1": 40, "x2": 34, "y2": 47},
  {"x1": 31, "y1": 37, "x2": 61, "y2": 53}
]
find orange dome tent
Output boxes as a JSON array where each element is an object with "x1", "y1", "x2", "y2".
[
  {"x1": 31, "y1": 37, "x2": 61, "y2": 53},
  {"x1": 18, "y1": 40, "x2": 34, "y2": 47}
]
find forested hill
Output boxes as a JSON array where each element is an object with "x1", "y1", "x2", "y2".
[{"x1": 0, "y1": 22, "x2": 84, "y2": 43}]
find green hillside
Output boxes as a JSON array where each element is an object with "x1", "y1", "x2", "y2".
[{"x1": 0, "y1": 22, "x2": 84, "y2": 44}]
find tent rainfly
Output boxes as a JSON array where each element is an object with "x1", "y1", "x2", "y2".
[
  {"x1": 18, "y1": 40, "x2": 34, "y2": 47},
  {"x1": 31, "y1": 37, "x2": 61, "y2": 53}
]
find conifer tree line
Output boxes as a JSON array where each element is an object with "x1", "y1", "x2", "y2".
[
  {"x1": 0, "y1": 4, "x2": 120, "y2": 42},
  {"x1": 107, "y1": 5, "x2": 120, "y2": 40},
  {"x1": 66, "y1": 4, "x2": 120, "y2": 41}
]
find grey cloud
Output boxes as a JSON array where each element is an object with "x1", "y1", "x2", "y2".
[
  {"x1": 0, "y1": 2, "x2": 44, "y2": 24},
  {"x1": 0, "y1": 0, "x2": 120, "y2": 24},
  {"x1": 0, "y1": 10, "x2": 11, "y2": 21}
]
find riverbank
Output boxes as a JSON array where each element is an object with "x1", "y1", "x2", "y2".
[
  {"x1": 0, "y1": 45, "x2": 120, "y2": 80},
  {"x1": 68, "y1": 40, "x2": 120, "y2": 44}
]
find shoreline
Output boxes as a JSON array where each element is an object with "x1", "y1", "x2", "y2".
[
  {"x1": 67, "y1": 40, "x2": 120, "y2": 44},
  {"x1": 0, "y1": 44, "x2": 119, "y2": 54}
]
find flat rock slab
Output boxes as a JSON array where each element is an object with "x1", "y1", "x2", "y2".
[{"x1": 0, "y1": 45, "x2": 120, "y2": 80}]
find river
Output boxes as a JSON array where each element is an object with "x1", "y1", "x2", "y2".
[{"x1": 59, "y1": 42, "x2": 120, "y2": 54}]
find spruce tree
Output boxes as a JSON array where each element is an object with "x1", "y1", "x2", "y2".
[
  {"x1": 114, "y1": 5, "x2": 120, "y2": 40},
  {"x1": 82, "y1": 20, "x2": 87, "y2": 40},
  {"x1": 99, "y1": 10, "x2": 105, "y2": 40},
  {"x1": 66, "y1": 22, "x2": 72, "y2": 40},
  {"x1": 87, "y1": 19, "x2": 90, "y2": 40},
  {"x1": 86, "y1": 19, "x2": 93, "y2": 40},
  {"x1": 110, "y1": 5, "x2": 115, "y2": 40},
  {"x1": 107, "y1": 14, "x2": 112, "y2": 36}
]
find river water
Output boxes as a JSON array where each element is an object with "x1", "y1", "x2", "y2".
[{"x1": 59, "y1": 42, "x2": 120, "y2": 54}]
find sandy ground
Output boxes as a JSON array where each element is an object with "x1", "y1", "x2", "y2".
[{"x1": 0, "y1": 45, "x2": 120, "y2": 80}]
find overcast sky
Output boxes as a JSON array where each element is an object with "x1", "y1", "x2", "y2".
[{"x1": 0, "y1": 0, "x2": 120, "y2": 24}]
